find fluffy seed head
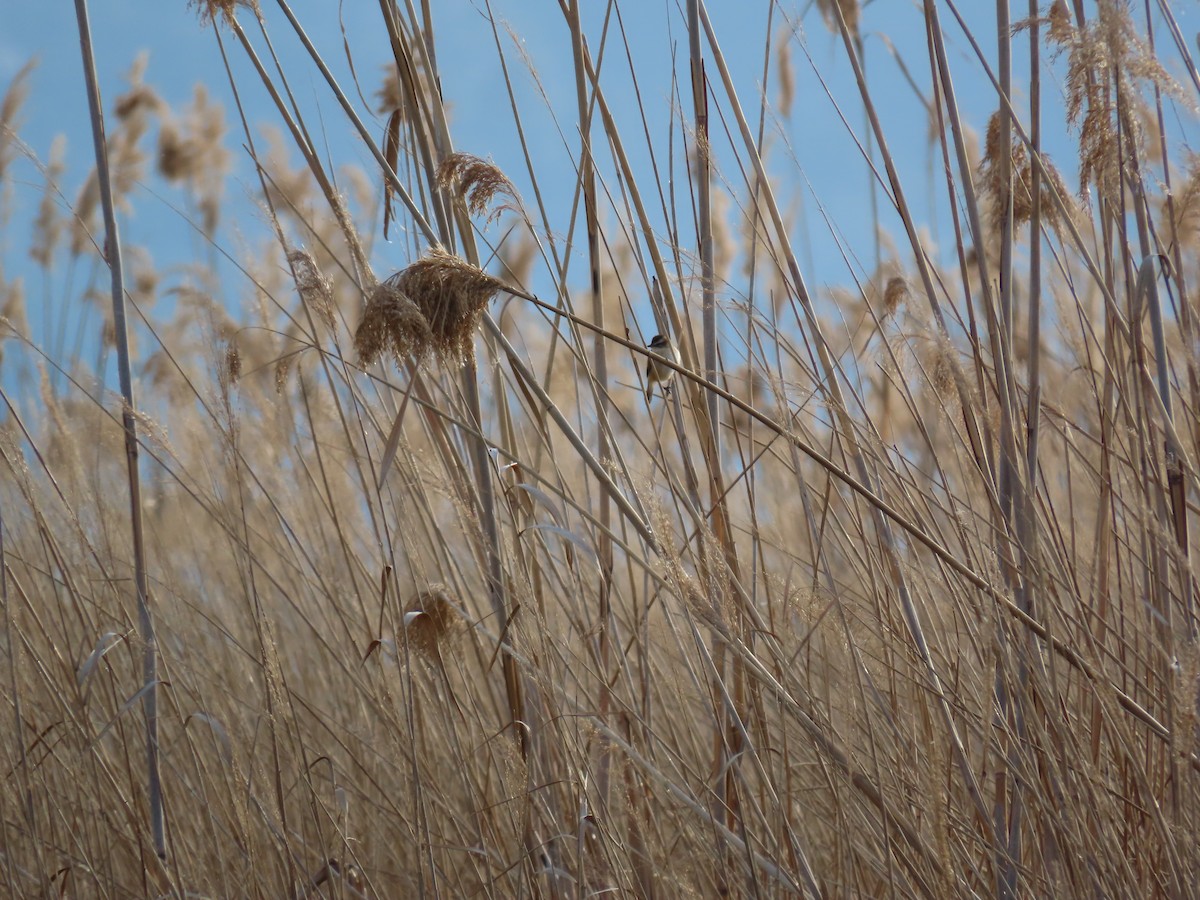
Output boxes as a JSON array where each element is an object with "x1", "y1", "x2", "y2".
[
  {"x1": 274, "y1": 355, "x2": 291, "y2": 394},
  {"x1": 288, "y1": 250, "x2": 336, "y2": 330},
  {"x1": 928, "y1": 335, "x2": 959, "y2": 403},
  {"x1": 402, "y1": 587, "x2": 459, "y2": 657},
  {"x1": 1048, "y1": 0, "x2": 1073, "y2": 44},
  {"x1": 980, "y1": 110, "x2": 1077, "y2": 230},
  {"x1": 776, "y1": 32, "x2": 795, "y2": 119},
  {"x1": 882, "y1": 277, "x2": 910, "y2": 317},
  {"x1": 376, "y1": 65, "x2": 404, "y2": 115},
  {"x1": 355, "y1": 279, "x2": 433, "y2": 368},
  {"x1": 188, "y1": 0, "x2": 260, "y2": 26},
  {"x1": 436, "y1": 152, "x2": 521, "y2": 224},
  {"x1": 815, "y1": 0, "x2": 859, "y2": 37},
  {"x1": 356, "y1": 246, "x2": 508, "y2": 367},
  {"x1": 224, "y1": 342, "x2": 242, "y2": 385},
  {"x1": 0, "y1": 61, "x2": 34, "y2": 182}
]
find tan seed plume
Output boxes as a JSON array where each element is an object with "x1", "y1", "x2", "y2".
[
  {"x1": 188, "y1": 0, "x2": 261, "y2": 26},
  {"x1": 882, "y1": 276, "x2": 910, "y2": 318},
  {"x1": 815, "y1": 0, "x2": 859, "y2": 37},
  {"x1": 979, "y1": 110, "x2": 1077, "y2": 230},
  {"x1": 355, "y1": 246, "x2": 509, "y2": 367},
  {"x1": 436, "y1": 152, "x2": 520, "y2": 224},
  {"x1": 288, "y1": 250, "x2": 336, "y2": 331},
  {"x1": 402, "y1": 587, "x2": 459, "y2": 658}
]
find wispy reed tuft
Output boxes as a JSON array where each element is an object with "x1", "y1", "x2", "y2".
[
  {"x1": 188, "y1": 0, "x2": 260, "y2": 26},
  {"x1": 156, "y1": 85, "x2": 229, "y2": 235},
  {"x1": 401, "y1": 586, "x2": 459, "y2": 657},
  {"x1": 355, "y1": 278, "x2": 432, "y2": 367},
  {"x1": 223, "y1": 341, "x2": 241, "y2": 387},
  {"x1": 355, "y1": 246, "x2": 509, "y2": 367},
  {"x1": 814, "y1": 0, "x2": 859, "y2": 37},
  {"x1": 882, "y1": 276, "x2": 909, "y2": 318},
  {"x1": 776, "y1": 31, "x2": 795, "y2": 119},
  {"x1": 980, "y1": 109, "x2": 1076, "y2": 230},
  {"x1": 288, "y1": 249, "x2": 336, "y2": 331},
  {"x1": 0, "y1": 60, "x2": 34, "y2": 180},
  {"x1": 436, "y1": 152, "x2": 521, "y2": 224},
  {"x1": 1058, "y1": 0, "x2": 1179, "y2": 196},
  {"x1": 376, "y1": 65, "x2": 404, "y2": 115}
]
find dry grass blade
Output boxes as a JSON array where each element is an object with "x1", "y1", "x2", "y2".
[
  {"x1": 72, "y1": 0, "x2": 163, "y2": 860},
  {"x1": 381, "y1": 110, "x2": 401, "y2": 239},
  {"x1": 76, "y1": 631, "x2": 126, "y2": 691}
]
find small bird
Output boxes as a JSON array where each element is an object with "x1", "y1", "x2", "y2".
[{"x1": 645, "y1": 333, "x2": 681, "y2": 399}]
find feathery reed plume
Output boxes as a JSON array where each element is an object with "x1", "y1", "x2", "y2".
[
  {"x1": 269, "y1": 357, "x2": 288, "y2": 396},
  {"x1": 436, "y1": 152, "x2": 521, "y2": 224},
  {"x1": 157, "y1": 129, "x2": 198, "y2": 183},
  {"x1": 882, "y1": 276, "x2": 910, "y2": 318},
  {"x1": 288, "y1": 249, "x2": 336, "y2": 330},
  {"x1": 376, "y1": 61, "x2": 429, "y2": 239},
  {"x1": 356, "y1": 246, "x2": 509, "y2": 367},
  {"x1": 355, "y1": 278, "x2": 433, "y2": 368},
  {"x1": 497, "y1": 228, "x2": 537, "y2": 288},
  {"x1": 376, "y1": 65, "x2": 404, "y2": 116},
  {"x1": 223, "y1": 341, "x2": 242, "y2": 386},
  {"x1": 127, "y1": 246, "x2": 159, "y2": 308},
  {"x1": 979, "y1": 109, "x2": 1076, "y2": 230},
  {"x1": 926, "y1": 333, "x2": 961, "y2": 405},
  {"x1": 1059, "y1": 0, "x2": 1179, "y2": 197},
  {"x1": 70, "y1": 59, "x2": 158, "y2": 256},
  {"x1": 113, "y1": 54, "x2": 163, "y2": 124},
  {"x1": 1167, "y1": 154, "x2": 1200, "y2": 252},
  {"x1": 31, "y1": 136, "x2": 66, "y2": 268},
  {"x1": 156, "y1": 85, "x2": 229, "y2": 235},
  {"x1": 711, "y1": 188, "x2": 735, "y2": 281},
  {"x1": 0, "y1": 277, "x2": 26, "y2": 366},
  {"x1": 776, "y1": 30, "x2": 795, "y2": 119},
  {"x1": 188, "y1": 0, "x2": 260, "y2": 26},
  {"x1": 814, "y1": 0, "x2": 859, "y2": 37},
  {"x1": 1047, "y1": 0, "x2": 1073, "y2": 45},
  {"x1": 401, "y1": 587, "x2": 459, "y2": 657},
  {"x1": 0, "y1": 61, "x2": 35, "y2": 181},
  {"x1": 376, "y1": 49, "x2": 431, "y2": 116},
  {"x1": 71, "y1": 173, "x2": 101, "y2": 257}
]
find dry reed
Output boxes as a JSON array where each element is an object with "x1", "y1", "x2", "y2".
[
  {"x1": 356, "y1": 246, "x2": 509, "y2": 366},
  {"x1": 2, "y1": 1, "x2": 1199, "y2": 897}
]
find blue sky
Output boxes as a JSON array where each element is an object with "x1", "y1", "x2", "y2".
[{"x1": 2, "y1": 0, "x2": 1199, "y2": 389}]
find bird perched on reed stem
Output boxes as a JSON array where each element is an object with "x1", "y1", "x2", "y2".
[{"x1": 645, "y1": 333, "x2": 680, "y2": 399}]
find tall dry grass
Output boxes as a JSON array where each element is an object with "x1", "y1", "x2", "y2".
[{"x1": 2, "y1": 0, "x2": 1200, "y2": 896}]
